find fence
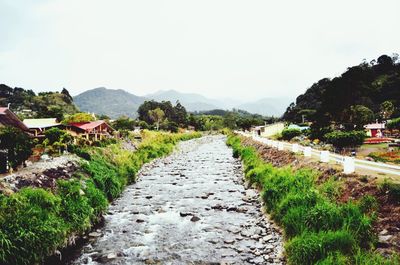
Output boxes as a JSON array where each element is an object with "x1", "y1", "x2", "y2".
[{"x1": 236, "y1": 131, "x2": 400, "y2": 176}]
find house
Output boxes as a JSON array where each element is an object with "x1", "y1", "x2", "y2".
[
  {"x1": 364, "y1": 123, "x2": 385, "y2": 137},
  {"x1": 23, "y1": 118, "x2": 62, "y2": 137},
  {"x1": 66, "y1": 120, "x2": 114, "y2": 141},
  {"x1": 0, "y1": 107, "x2": 29, "y2": 131},
  {"x1": 251, "y1": 122, "x2": 285, "y2": 137}
]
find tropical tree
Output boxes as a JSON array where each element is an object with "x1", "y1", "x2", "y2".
[{"x1": 380, "y1": 101, "x2": 395, "y2": 120}]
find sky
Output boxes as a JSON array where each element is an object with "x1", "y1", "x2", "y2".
[{"x1": 1, "y1": 0, "x2": 399, "y2": 101}]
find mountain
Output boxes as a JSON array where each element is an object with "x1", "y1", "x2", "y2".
[
  {"x1": 73, "y1": 87, "x2": 291, "y2": 118},
  {"x1": 238, "y1": 97, "x2": 293, "y2": 117},
  {"x1": 73, "y1": 87, "x2": 145, "y2": 118},
  {"x1": 145, "y1": 90, "x2": 221, "y2": 112}
]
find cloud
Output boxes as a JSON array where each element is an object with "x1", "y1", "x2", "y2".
[{"x1": 0, "y1": 0, "x2": 399, "y2": 100}]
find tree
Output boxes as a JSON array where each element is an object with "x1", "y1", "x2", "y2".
[
  {"x1": 43, "y1": 128, "x2": 73, "y2": 154},
  {"x1": 324, "y1": 130, "x2": 366, "y2": 150},
  {"x1": 112, "y1": 116, "x2": 136, "y2": 131},
  {"x1": 380, "y1": 101, "x2": 394, "y2": 120},
  {"x1": 148, "y1": 108, "x2": 165, "y2": 130},
  {"x1": 0, "y1": 126, "x2": 33, "y2": 169},
  {"x1": 62, "y1": 112, "x2": 95, "y2": 124},
  {"x1": 347, "y1": 105, "x2": 374, "y2": 130},
  {"x1": 281, "y1": 128, "x2": 302, "y2": 141}
]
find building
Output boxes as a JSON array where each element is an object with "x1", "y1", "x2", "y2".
[
  {"x1": 23, "y1": 118, "x2": 62, "y2": 137},
  {"x1": 0, "y1": 107, "x2": 29, "y2": 131},
  {"x1": 251, "y1": 122, "x2": 285, "y2": 137},
  {"x1": 364, "y1": 123, "x2": 385, "y2": 137},
  {"x1": 66, "y1": 120, "x2": 114, "y2": 141}
]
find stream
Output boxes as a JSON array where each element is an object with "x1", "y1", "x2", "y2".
[{"x1": 69, "y1": 135, "x2": 284, "y2": 265}]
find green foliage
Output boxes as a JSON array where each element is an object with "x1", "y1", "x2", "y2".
[
  {"x1": 281, "y1": 128, "x2": 302, "y2": 140},
  {"x1": 138, "y1": 100, "x2": 187, "y2": 128},
  {"x1": 0, "y1": 126, "x2": 34, "y2": 169},
  {"x1": 283, "y1": 54, "x2": 400, "y2": 130},
  {"x1": 227, "y1": 134, "x2": 391, "y2": 264},
  {"x1": 112, "y1": 116, "x2": 136, "y2": 131},
  {"x1": 387, "y1": 117, "x2": 400, "y2": 129},
  {"x1": 62, "y1": 112, "x2": 95, "y2": 124},
  {"x1": 286, "y1": 230, "x2": 355, "y2": 265},
  {"x1": 0, "y1": 131, "x2": 201, "y2": 264},
  {"x1": 324, "y1": 130, "x2": 366, "y2": 149}
]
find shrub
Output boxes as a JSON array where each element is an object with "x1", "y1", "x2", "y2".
[
  {"x1": 281, "y1": 128, "x2": 302, "y2": 141},
  {"x1": 324, "y1": 130, "x2": 366, "y2": 149},
  {"x1": 0, "y1": 126, "x2": 34, "y2": 169}
]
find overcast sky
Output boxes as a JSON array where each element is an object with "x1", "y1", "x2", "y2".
[{"x1": 1, "y1": 0, "x2": 399, "y2": 101}]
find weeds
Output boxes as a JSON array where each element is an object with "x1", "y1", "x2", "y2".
[{"x1": 226, "y1": 134, "x2": 394, "y2": 264}]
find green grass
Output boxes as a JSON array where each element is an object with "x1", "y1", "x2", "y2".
[
  {"x1": 226, "y1": 134, "x2": 398, "y2": 265},
  {"x1": 0, "y1": 131, "x2": 201, "y2": 265}
]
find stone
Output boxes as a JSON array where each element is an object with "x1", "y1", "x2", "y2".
[
  {"x1": 223, "y1": 239, "x2": 235, "y2": 244},
  {"x1": 88, "y1": 232, "x2": 101, "y2": 237},
  {"x1": 180, "y1": 212, "x2": 193, "y2": 217},
  {"x1": 191, "y1": 216, "x2": 201, "y2": 222},
  {"x1": 136, "y1": 219, "x2": 145, "y2": 223}
]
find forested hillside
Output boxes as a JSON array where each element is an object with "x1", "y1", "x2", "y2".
[
  {"x1": 284, "y1": 54, "x2": 400, "y2": 131},
  {"x1": 0, "y1": 84, "x2": 78, "y2": 120}
]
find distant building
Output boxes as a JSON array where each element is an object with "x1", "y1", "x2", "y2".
[
  {"x1": 287, "y1": 124, "x2": 310, "y2": 131},
  {"x1": 251, "y1": 122, "x2": 285, "y2": 137},
  {"x1": 66, "y1": 120, "x2": 114, "y2": 141},
  {"x1": 0, "y1": 107, "x2": 29, "y2": 131},
  {"x1": 23, "y1": 118, "x2": 62, "y2": 137},
  {"x1": 364, "y1": 123, "x2": 385, "y2": 137}
]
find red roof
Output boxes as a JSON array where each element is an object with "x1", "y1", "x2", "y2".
[
  {"x1": 69, "y1": 120, "x2": 113, "y2": 132},
  {"x1": 0, "y1": 107, "x2": 29, "y2": 131}
]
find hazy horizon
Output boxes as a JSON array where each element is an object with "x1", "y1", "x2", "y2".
[{"x1": 1, "y1": 0, "x2": 399, "y2": 101}]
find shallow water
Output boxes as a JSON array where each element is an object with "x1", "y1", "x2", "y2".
[{"x1": 70, "y1": 135, "x2": 284, "y2": 265}]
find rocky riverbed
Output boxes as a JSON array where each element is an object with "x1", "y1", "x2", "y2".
[{"x1": 70, "y1": 135, "x2": 284, "y2": 265}]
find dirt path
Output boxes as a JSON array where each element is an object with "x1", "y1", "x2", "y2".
[{"x1": 69, "y1": 136, "x2": 284, "y2": 265}]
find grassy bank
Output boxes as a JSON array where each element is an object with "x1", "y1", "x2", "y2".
[
  {"x1": 226, "y1": 134, "x2": 399, "y2": 265},
  {"x1": 0, "y1": 131, "x2": 200, "y2": 265}
]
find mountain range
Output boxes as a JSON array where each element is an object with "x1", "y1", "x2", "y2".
[{"x1": 73, "y1": 87, "x2": 292, "y2": 118}]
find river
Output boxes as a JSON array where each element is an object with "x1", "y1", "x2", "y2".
[{"x1": 69, "y1": 135, "x2": 284, "y2": 265}]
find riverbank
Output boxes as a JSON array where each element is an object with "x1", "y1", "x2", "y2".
[
  {"x1": 227, "y1": 134, "x2": 399, "y2": 264},
  {"x1": 0, "y1": 131, "x2": 200, "y2": 265}
]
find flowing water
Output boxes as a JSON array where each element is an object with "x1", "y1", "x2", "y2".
[{"x1": 70, "y1": 136, "x2": 284, "y2": 265}]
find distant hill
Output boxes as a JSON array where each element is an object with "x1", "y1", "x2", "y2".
[
  {"x1": 73, "y1": 87, "x2": 146, "y2": 118},
  {"x1": 238, "y1": 97, "x2": 293, "y2": 117},
  {"x1": 145, "y1": 90, "x2": 220, "y2": 112},
  {"x1": 74, "y1": 87, "x2": 291, "y2": 118},
  {"x1": 283, "y1": 54, "x2": 400, "y2": 129}
]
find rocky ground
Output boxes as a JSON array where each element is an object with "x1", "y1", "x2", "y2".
[
  {"x1": 240, "y1": 136, "x2": 400, "y2": 256},
  {"x1": 69, "y1": 136, "x2": 284, "y2": 265},
  {"x1": 0, "y1": 155, "x2": 80, "y2": 194}
]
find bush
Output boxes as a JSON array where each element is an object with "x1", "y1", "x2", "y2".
[
  {"x1": 281, "y1": 128, "x2": 302, "y2": 141},
  {"x1": 324, "y1": 130, "x2": 366, "y2": 149},
  {"x1": 379, "y1": 179, "x2": 400, "y2": 201}
]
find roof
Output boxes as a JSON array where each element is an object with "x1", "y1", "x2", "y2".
[
  {"x1": 288, "y1": 124, "x2": 310, "y2": 131},
  {"x1": 23, "y1": 118, "x2": 60, "y2": 129},
  {"x1": 69, "y1": 120, "x2": 113, "y2": 132},
  {"x1": 0, "y1": 107, "x2": 29, "y2": 131},
  {"x1": 364, "y1": 123, "x2": 385, "y2": 129}
]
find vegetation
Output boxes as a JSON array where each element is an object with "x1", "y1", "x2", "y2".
[
  {"x1": 43, "y1": 128, "x2": 73, "y2": 155},
  {"x1": 324, "y1": 130, "x2": 366, "y2": 149},
  {"x1": 148, "y1": 108, "x2": 165, "y2": 130},
  {"x1": 62, "y1": 112, "x2": 95, "y2": 124},
  {"x1": 281, "y1": 128, "x2": 302, "y2": 141},
  {"x1": 226, "y1": 134, "x2": 398, "y2": 265},
  {"x1": 0, "y1": 131, "x2": 200, "y2": 264},
  {"x1": 283, "y1": 54, "x2": 400, "y2": 133},
  {"x1": 138, "y1": 100, "x2": 188, "y2": 128},
  {"x1": 0, "y1": 84, "x2": 78, "y2": 120},
  {"x1": 0, "y1": 126, "x2": 34, "y2": 169}
]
